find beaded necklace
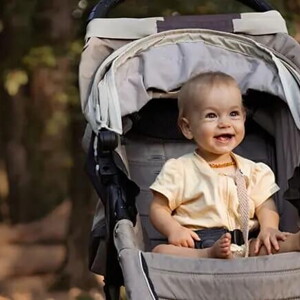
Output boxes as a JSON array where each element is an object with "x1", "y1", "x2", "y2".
[{"x1": 209, "y1": 161, "x2": 236, "y2": 168}]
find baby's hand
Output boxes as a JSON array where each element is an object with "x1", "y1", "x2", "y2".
[
  {"x1": 254, "y1": 227, "x2": 291, "y2": 254},
  {"x1": 168, "y1": 226, "x2": 200, "y2": 248}
]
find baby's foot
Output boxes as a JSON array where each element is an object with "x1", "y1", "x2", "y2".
[{"x1": 207, "y1": 233, "x2": 233, "y2": 259}]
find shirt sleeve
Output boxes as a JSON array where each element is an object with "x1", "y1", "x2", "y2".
[
  {"x1": 149, "y1": 158, "x2": 184, "y2": 211},
  {"x1": 248, "y1": 162, "x2": 280, "y2": 208}
]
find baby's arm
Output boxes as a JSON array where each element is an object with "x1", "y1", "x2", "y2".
[
  {"x1": 254, "y1": 198, "x2": 289, "y2": 254},
  {"x1": 150, "y1": 191, "x2": 200, "y2": 248}
]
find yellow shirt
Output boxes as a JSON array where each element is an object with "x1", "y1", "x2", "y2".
[{"x1": 150, "y1": 152, "x2": 280, "y2": 231}]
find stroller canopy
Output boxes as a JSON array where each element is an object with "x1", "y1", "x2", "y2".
[
  {"x1": 80, "y1": 10, "x2": 300, "y2": 136},
  {"x1": 84, "y1": 28, "x2": 300, "y2": 135}
]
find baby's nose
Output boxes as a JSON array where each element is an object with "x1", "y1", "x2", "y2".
[{"x1": 218, "y1": 117, "x2": 231, "y2": 127}]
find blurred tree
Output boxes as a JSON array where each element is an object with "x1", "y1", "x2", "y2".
[
  {"x1": 0, "y1": 0, "x2": 96, "y2": 289},
  {"x1": 0, "y1": 1, "x2": 33, "y2": 223},
  {"x1": 285, "y1": 0, "x2": 300, "y2": 40}
]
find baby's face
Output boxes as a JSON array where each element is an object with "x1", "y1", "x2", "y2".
[{"x1": 180, "y1": 83, "x2": 245, "y2": 161}]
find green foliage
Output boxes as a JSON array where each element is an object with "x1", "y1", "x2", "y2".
[
  {"x1": 69, "y1": 40, "x2": 84, "y2": 60},
  {"x1": 4, "y1": 69, "x2": 28, "y2": 96},
  {"x1": 46, "y1": 110, "x2": 70, "y2": 136},
  {"x1": 23, "y1": 46, "x2": 57, "y2": 69}
]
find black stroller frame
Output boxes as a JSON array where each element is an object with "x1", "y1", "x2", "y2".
[{"x1": 87, "y1": 130, "x2": 139, "y2": 299}]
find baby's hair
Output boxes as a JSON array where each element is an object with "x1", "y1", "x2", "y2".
[{"x1": 178, "y1": 71, "x2": 240, "y2": 119}]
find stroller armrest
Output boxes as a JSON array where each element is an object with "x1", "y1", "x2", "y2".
[{"x1": 114, "y1": 219, "x2": 145, "y2": 252}]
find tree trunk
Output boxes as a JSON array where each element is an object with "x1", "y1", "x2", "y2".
[
  {"x1": 286, "y1": 0, "x2": 300, "y2": 41},
  {"x1": 4, "y1": 91, "x2": 30, "y2": 223},
  {"x1": 64, "y1": 108, "x2": 97, "y2": 289},
  {"x1": 0, "y1": 2, "x2": 31, "y2": 223},
  {"x1": 40, "y1": 0, "x2": 98, "y2": 289}
]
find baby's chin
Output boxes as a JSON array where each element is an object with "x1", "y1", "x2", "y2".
[
  {"x1": 208, "y1": 145, "x2": 237, "y2": 155},
  {"x1": 196, "y1": 148, "x2": 233, "y2": 159}
]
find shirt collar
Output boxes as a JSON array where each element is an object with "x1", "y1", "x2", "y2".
[{"x1": 193, "y1": 151, "x2": 251, "y2": 183}]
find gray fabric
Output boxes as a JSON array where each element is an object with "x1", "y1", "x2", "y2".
[
  {"x1": 125, "y1": 136, "x2": 195, "y2": 248},
  {"x1": 115, "y1": 220, "x2": 300, "y2": 300},
  {"x1": 252, "y1": 101, "x2": 300, "y2": 213},
  {"x1": 114, "y1": 220, "x2": 155, "y2": 300},
  {"x1": 81, "y1": 123, "x2": 93, "y2": 153},
  {"x1": 114, "y1": 219, "x2": 145, "y2": 252},
  {"x1": 79, "y1": 34, "x2": 300, "y2": 120},
  {"x1": 118, "y1": 249, "x2": 157, "y2": 300},
  {"x1": 116, "y1": 42, "x2": 281, "y2": 116},
  {"x1": 144, "y1": 251, "x2": 300, "y2": 300},
  {"x1": 85, "y1": 29, "x2": 300, "y2": 134},
  {"x1": 79, "y1": 37, "x2": 128, "y2": 113},
  {"x1": 247, "y1": 33, "x2": 300, "y2": 70}
]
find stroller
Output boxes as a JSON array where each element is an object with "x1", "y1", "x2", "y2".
[{"x1": 79, "y1": 0, "x2": 300, "y2": 299}]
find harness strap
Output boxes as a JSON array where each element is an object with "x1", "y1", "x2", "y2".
[{"x1": 233, "y1": 169, "x2": 250, "y2": 257}]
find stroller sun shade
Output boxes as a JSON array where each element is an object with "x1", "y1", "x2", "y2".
[{"x1": 83, "y1": 29, "x2": 300, "y2": 136}]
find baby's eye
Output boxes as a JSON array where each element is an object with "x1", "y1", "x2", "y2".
[
  {"x1": 230, "y1": 111, "x2": 240, "y2": 117},
  {"x1": 205, "y1": 112, "x2": 217, "y2": 119}
]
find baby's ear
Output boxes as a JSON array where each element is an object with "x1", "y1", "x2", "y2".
[{"x1": 178, "y1": 117, "x2": 193, "y2": 140}]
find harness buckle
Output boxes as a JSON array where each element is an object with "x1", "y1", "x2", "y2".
[{"x1": 230, "y1": 229, "x2": 244, "y2": 245}]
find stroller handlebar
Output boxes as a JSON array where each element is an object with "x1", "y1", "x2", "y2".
[
  {"x1": 88, "y1": 0, "x2": 124, "y2": 20},
  {"x1": 236, "y1": 0, "x2": 273, "y2": 12},
  {"x1": 88, "y1": 0, "x2": 273, "y2": 20}
]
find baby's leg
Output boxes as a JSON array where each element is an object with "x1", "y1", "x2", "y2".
[
  {"x1": 152, "y1": 233, "x2": 233, "y2": 259},
  {"x1": 249, "y1": 231, "x2": 300, "y2": 256}
]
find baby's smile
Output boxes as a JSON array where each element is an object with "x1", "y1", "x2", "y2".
[{"x1": 214, "y1": 133, "x2": 235, "y2": 142}]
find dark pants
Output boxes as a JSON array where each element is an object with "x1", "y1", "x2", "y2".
[
  {"x1": 194, "y1": 228, "x2": 228, "y2": 249},
  {"x1": 193, "y1": 227, "x2": 258, "y2": 249}
]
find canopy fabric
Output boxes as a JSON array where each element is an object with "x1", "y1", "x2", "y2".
[{"x1": 85, "y1": 29, "x2": 300, "y2": 134}]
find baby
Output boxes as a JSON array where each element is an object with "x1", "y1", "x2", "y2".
[{"x1": 149, "y1": 71, "x2": 300, "y2": 258}]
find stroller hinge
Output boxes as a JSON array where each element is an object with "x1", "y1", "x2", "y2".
[
  {"x1": 96, "y1": 130, "x2": 119, "y2": 178},
  {"x1": 98, "y1": 130, "x2": 118, "y2": 151},
  {"x1": 96, "y1": 155, "x2": 117, "y2": 177}
]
